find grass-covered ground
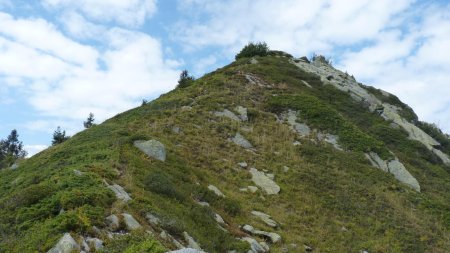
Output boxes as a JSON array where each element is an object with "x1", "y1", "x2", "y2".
[{"x1": 0, "y1": 55, "x2": 449, "y2": 252}]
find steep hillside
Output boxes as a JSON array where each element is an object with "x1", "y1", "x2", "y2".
[{"x1": 1, "y1": 53, "x2": 449, "y2": 253}]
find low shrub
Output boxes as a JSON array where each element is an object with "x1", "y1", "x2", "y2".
[
  {"x1": 235, "y1": 42, "x2": 269, "y2": 60},
  {"x1": 143, "y1": 171, "x2": 184, "y2": 200}
]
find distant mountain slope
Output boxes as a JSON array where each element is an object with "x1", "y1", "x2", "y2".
[{"x1": 0, "y1": 52, "x2": 449, "y2": 253}]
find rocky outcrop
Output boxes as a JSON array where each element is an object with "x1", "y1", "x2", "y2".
[
  {"x1": 235, "y1": 106, "x2": 248, "y2": 121},
  {"x1": 249, "y1": 168, "x2": 280, "y2": 195},
  {"x1": 105, "y1": 214, "x2": 120, "y2": 231},
  {"x1": 242, "y1": 237, "x2": 268, "y2": 253},
  {"x1": 242, "y1": 224, "x2": 281, "y2": 243},
  {"x1": 146, "y1": 213, "x2": 160, "y2": 226},
  {"x1": 47, "y1": 233, "x2": 80, "y2": 253},
  {"x1": 231, "y1": 133, "x2": 253, "y2": 149},
  {"x1": 251, "y1": 211, "x2": 277, "y2": 227},
  {"x1": 214, "y1": 109, "x2": 241, "y2": 121},
  {"x1": 317, "y1": 132, "x2": 342, "y2": 150},
  {"x1": 122, "y1": 213, "x2": 142, "y2": 230},
  {"x1": 292, "y1": 57, "x2": 450, "y2": 165},
  {"x1": 183, "y1": 232, "x2": 203, "y2": 251},
  {"x1": 208, "y1": 184, "x2": 225, "y2": 197},
  {"x1": 282, "y1": 110, "x2": 311, "y2": 137},
  {"x1": 134, "y1": 140, "x2": 166, "y2": 162},
  {"x1": 107, "y1": 184, "x2": 132, "y2": 202},
  {"x1": 366, "y1": 152, "x2": 420, "y2": 192}
]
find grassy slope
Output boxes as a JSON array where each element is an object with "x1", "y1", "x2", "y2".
[{"x1": 0, "y1": 55, "x2": 449, "y2": 253}]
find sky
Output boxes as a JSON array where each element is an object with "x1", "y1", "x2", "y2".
[{"x1": 0, "y1": 0, "x2": 449, "y2": 157}]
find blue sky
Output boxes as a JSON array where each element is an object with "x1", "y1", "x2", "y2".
[{"x1": 0, "y1": 0, "x2": 449, "y2": 156}]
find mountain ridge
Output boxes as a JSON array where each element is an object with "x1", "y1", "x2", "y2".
[{"x1": 0, "y1": 51, "x2": 449, "y2": 253}]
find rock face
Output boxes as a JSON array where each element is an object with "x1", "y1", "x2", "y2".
[
  {"x1": 208, "y1": 184, "x2": 225, "y2": 197},
  {"x1": 122, "y1": 213, "x2": 142, "y2": 230},
  {"x1": 47, "y1": 233, "x2": 80, "y2": 253},
  {"x1": 249, "y1": 168, "x2": 280, "y2": 195},
  {"x1": 251, "y1": 211, "x2": 277, "y2": 227},
  {"x1": 231, "y1": 133, "x2": 253, "y2": 149},
  {"x1": 134, "y1": 140, "x2": 166, "y2": 162},
  {"x1": 214, "y1": 109, "x2": 241, "y2": 121},
  {"x1": 292, "y1": 57, "x2": 450, "y2": 165},
  {"x1": 366, "y1": 152, "x2": 420, "y2": 192},
  {"x1": 107, "y1": 184, "x2": 132, "y2": 202},
  {"x1": 182, "y1": 232, "x2": 203, "y2": 251}
]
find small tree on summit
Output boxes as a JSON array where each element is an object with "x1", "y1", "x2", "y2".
[
  {"x1": 83, "y1": 113, "x2": 95, "y2": 129},
  {"x1": 235, "y1": 42, "x2": 269, "y2": 60},
  {"x1": 177, "y1": 70, "x2": 195, "y2": 88},
  {"x1": 52, "y1": 126, "x2": 70, "y2": 145}
]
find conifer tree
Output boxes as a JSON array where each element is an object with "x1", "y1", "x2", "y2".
[
  {"x1": 83, "y1": 112, "x2": 95, "y2": 129},
  {"x1": 52, "y1": 126, "x2": 70, "y2": 145},
  {"x1": 0, "y1": 129, "x2": 27, "y2": 168}
]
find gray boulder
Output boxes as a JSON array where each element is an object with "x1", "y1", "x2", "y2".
[
  {"x1": 10, "y1": 163, "x2": 19, "y2": 170},
  {"x1": 249, "y1": 168, "x2": 280, "y2": 195},
  {"x1": 47, "y1": 233, "x2": 80, "y2": 253},
  {"x1": 208, "y1": 184, "x2": 225, "y2": 197},
  {"x1": 105, "y1": 214, "x2": 120, "y2": 231},
  {"x1": 86, "y1": 237, "x2": 104, "y2": 251},
  {"x1": 122, "y1": 213, "x2": 142, "y2": 230},
  {"x1": 214, "y1": 109, "x2": 240, "y2": 121},
  {"x1": 284, "y1": 110, "x2": 310, "y2": 136},
  {"x1": 231, "y1": 133, "x2": 253, "y2": 149},
  {"x1": 134, "y1": 140, "x2": 166, "y2": 162},
  {"x1": 107, "y1": 184, "x2": 132, "y2": 202},
  {"x1": 182, "y1": 232, "x2": 203, "y2": 251},
  {"x1": 242, "y1": 237, "x2": 267, "y2": 253},
  {"x1": 242, "y1": 224, "x2": 281, "y2": 244},
  {"x1": 251, "y1": 211, "x2": 277, "y2": 227},
  {"x1": 235, "y1": 106, "x2": 248, "y2": 121},
  {"x1": 168, "y1": 249, "x2": 205, "y2": 253},
  {"x1": 146, "y1": 213, "x2": 160, "y2": 226}
]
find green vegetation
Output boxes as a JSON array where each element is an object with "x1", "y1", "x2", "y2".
[
  {"x1": 177, "y1": 70, "x2": 195, "y2": 88},
  {"x1": 416, "y1": 121, "x2": 450, "y2": 155},
  {"x1": 235, "y1": 42, "x2": 269, "y2": 60},
  {"x1": 0, "y1": 52, "x2": 448, "y2": 253},
  {"x1": 52, "y1": 126, "x2": 70, "y2": 145},
  {"x1": 0, "y1": 129, "x2": 27, "y2": 168}
]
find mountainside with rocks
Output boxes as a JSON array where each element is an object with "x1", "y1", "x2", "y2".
[{"x1": 1, "y1": 52, "x2": 449, "y2": 253}]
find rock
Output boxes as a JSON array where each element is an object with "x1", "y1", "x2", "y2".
[
  {"x1": 282, "y1": 166, "x2": 290, "y2": 172},
  {"x1": 183, "y1": 232, "x2": 203, "y2": 251},
  {"x1": 235, "y1": 106, "x2": 248, "y2": 121},
  {"x1": 317, "y1": 132, "x2": 342, "y2": 150},
  {"x1": 160, "y1": 231, "x2": 185, "y2": 249},
  {"x1": 81, "y1": 238, "x2": 90, "y2": 252},
  {"x1": 73, "y1": 169, "x2": 84, "y2": 176},
  {"x1": 172, "y1": 126, "x2": 181, "y2": 134},
  {"x1": 105, "y1": 214, "x2": 120, "y2": 231},
  {"x1": 249, "y1": 168, "x2": 280, "y2": 195},
  {"x1": 304, "y1": 245, "x2": 313, "y2": 252},
  {"x1": 197, "y1": 201, "x2": 210, "y2": 207},
  {"x1": 260, "y1": 241, "x2": 270, "y2": 251},
  {"x1": 293, "y1": 141, "x2": 301, "y2": 146},
  {"x1": 301, "y1": 80, "x2": 313, "y2": 88},
  {"x1": 387, "y1": 159, "x2": 421, "y2": 192},
  {"x1": 133, "y1": 140, "x2": 166, "y2": 162},
  {"x1": 10, "y1": 163, "x2": 19, "y2": 170},
  {"x1": 168, "y1": 249, "x2": 205, "y2": 253},
  {"x1": 107, "y1": 184, "x2": 132, "y2": 202},
  {"x1": 266, "y1": 173, "x2": 274, "y2": 180},
  {"x1": 181, "y1": 106, "x2": 192, "y2": 111},
  {"x1": 122, "y1": 213, "x2": 142, "y2": 230},
  {"x1": 242, "y1": 225, "x2": 281, "y2": 244},
  {"x1": 248, "y1": 186, "x2": 258, "y2": 193},
  {"x1": 214, "y1": 213, "x2": 225, "y2": 224},
  {"x1": 145, "y1": 213, "x2": 160, "y2": 226},
  {"x1": 47, "y1": 233, "x2": 80, "y2": 253},
  {"x1": 214, "y1": 109, "x2": 241, "y2": 121},
  {"x1": 238, "y1": 162, "x2": 248, "y2": 168},
  {"x1": 366, "y1": 152, "x2": 420, "y2": 192},
  {"x1": 208, "y1": 184, "x2": 225, "y2": 197},
  {"x1": 86, "y1": 237, "x2": 104, "y2": 251},
  {"x1": 250, "y1": 58, "x2": 259, "y2": 64},
  {"x1": 239, "y1": 188, "x2": 248, "y2": 192},
  {"x1": 242, "y1": 237, "x2": 267, "y2": 253},
  {"x1": 231, "y1": 133, "x2": 253, "y2": 149},
  {"x1": 251, "y1": 211, "x2": 278, "y2": 227},
  {"x1": 284, "y1": 110, "x2": 311, "y2": 136}
]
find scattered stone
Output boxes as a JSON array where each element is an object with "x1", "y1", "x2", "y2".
[
  {"x1": 181, "y1": 106, "x2": 192, "y2": 111},
  {"x1": 172, "y1": 126, "x2": 181, "y2": 134},
  {"x1": 105, "y1": 214, "x2": 120, "y2": 231},
  {"x1": 304, "y1": 245, "x2": 313, "y2": 252},
  {"x1": 81, "y1": 237, "x2": 90, "y2": 252},
  {"x1": 251, "y1": 211, "x2": 277, "y2": 227},
  {"x1": 231, "y1": 133, "x2": 253, "y2": 149},
  {"x1": 260, "y1": 241, "x2": 270, "y2": 252},
  {"x1": 366, "y1": 152, "x2": 420, "y2": 192},
  {"x1": 360, "y1": 250, "x2": 369, "y2": 253},
  {"x1": 238, "y1": 162, "x2": 248, "y2": 168},
  {"x1": 293, "y1": 141, "x2": 301, "y2": 146},
  {"x1": 197, "y1": 201, "x2": 210, "y2": 207},
  {"x1": 73, "y1": 169, "x2": 84, "y2": 176},
  {"x1": 248, "y1": 186, "x2": 258, "y2": 193},
  {"x1": 122, "y1": 213, "x2": 142, "y2": 230},
  {"x1": 235, "y1": 106, "x2": 248, "y2": 121},
  {"x1": 284, "y1": 110, "x2": 311, "y2": 136},
  {"x1": 183, "y1": 232, "x2": 203, "y2": 251},
  {"x1": 145, "y1": 213, "x2": 160, "y2": 226},
  {"x1": 10, "y1": 163, "x2": 19, "y2": 170},
  {"x1": 107, "y1": 184, "x2": 132, "y2": 202},
  {"x1": 47, "y1": 233, "x2": 80, "y2": 253},
  {"x1": 86, "y1": 237, "x2": 104, "y2": 251},
  {"x1": 214, "y1": 109, "x2": 241, "y2": 121},
  {"x1": 242, "y1": 224, "x2": 281, "y2": 243},
  {"x1": 160, "y1": 231, "x2": 186, "y2": 249},
  {"x1": 242, "y1": 237, "x2": 267, "y2": 253},
  {"x1": 208, "y1": 184, "x2": 225, "y2": 197},
  {"x1": 301, "y1": 80, "x2": 313, "y2": 88},
  {"x1": 317, "y1": 132, "x2": 342, "y2": 150},
  {"x1": 214, "y1": 213, "x2": 225, "y2": 224},
  {"x1": 134, "y1": 140, "x2": 166, "y2": 162},
  {"x1": 250, "y1": 58, "x2": 259, "y2": 64},
  {"x1": 266, "y1": 173, "x2": 275, "y2": 180},
  {"x1": 168, "y1": 249, "x2": 205, "y2": 253},
  {"x1": 249, "y1": 168, "x2": 280, "y2": 195},
  {"x1": 282, "y1": 166, "x2": 290, "y2": 172}
]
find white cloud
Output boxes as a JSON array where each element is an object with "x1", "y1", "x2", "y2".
[
  {"x1": 42, "y1": 0, "x2": 157, "y2": 27},
  {"x1": 60, "y1": 11, "x2": 106, "y2": 40},
  {"x1": 24, "y1": 144, "x2": 48, "y2": 157}
]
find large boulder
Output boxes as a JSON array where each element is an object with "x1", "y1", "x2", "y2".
[
  {"x1": 208, "y1": 184, "x2": 225, "y2": 197},
  {"x1": 105, "y1": 214, "x2": 120, "y2": 231},
  {"x1": 182, "y1": 232, "x2": 203, "y2": 251},
  {"x1": 242, "y1": 237, "x2": 267, "y2": 253},
  {"x1": 214, "y1": 109, "x2": 241, "y2": 121},
  {"x1": 251, "y1": 211, "x2": 277, "y2": 227},
  {"x1": 231, "y1": 133, "x2": 253, "y2": 149},
  {"x1": 242, "y1": 224, "x2": 281, "y2": 244},
  {"x1": 249, "y1": 168, "x2": 280, "y2": 195},
  {"x1": 47, "y1": 233, "x2": 80, "y2": 253},
  {"x1": 107, "y1": 184, "x2": 132, "y2": 202},
  {"x1": 134, "y1": 140, "x2": 166, "y2": 162}
]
